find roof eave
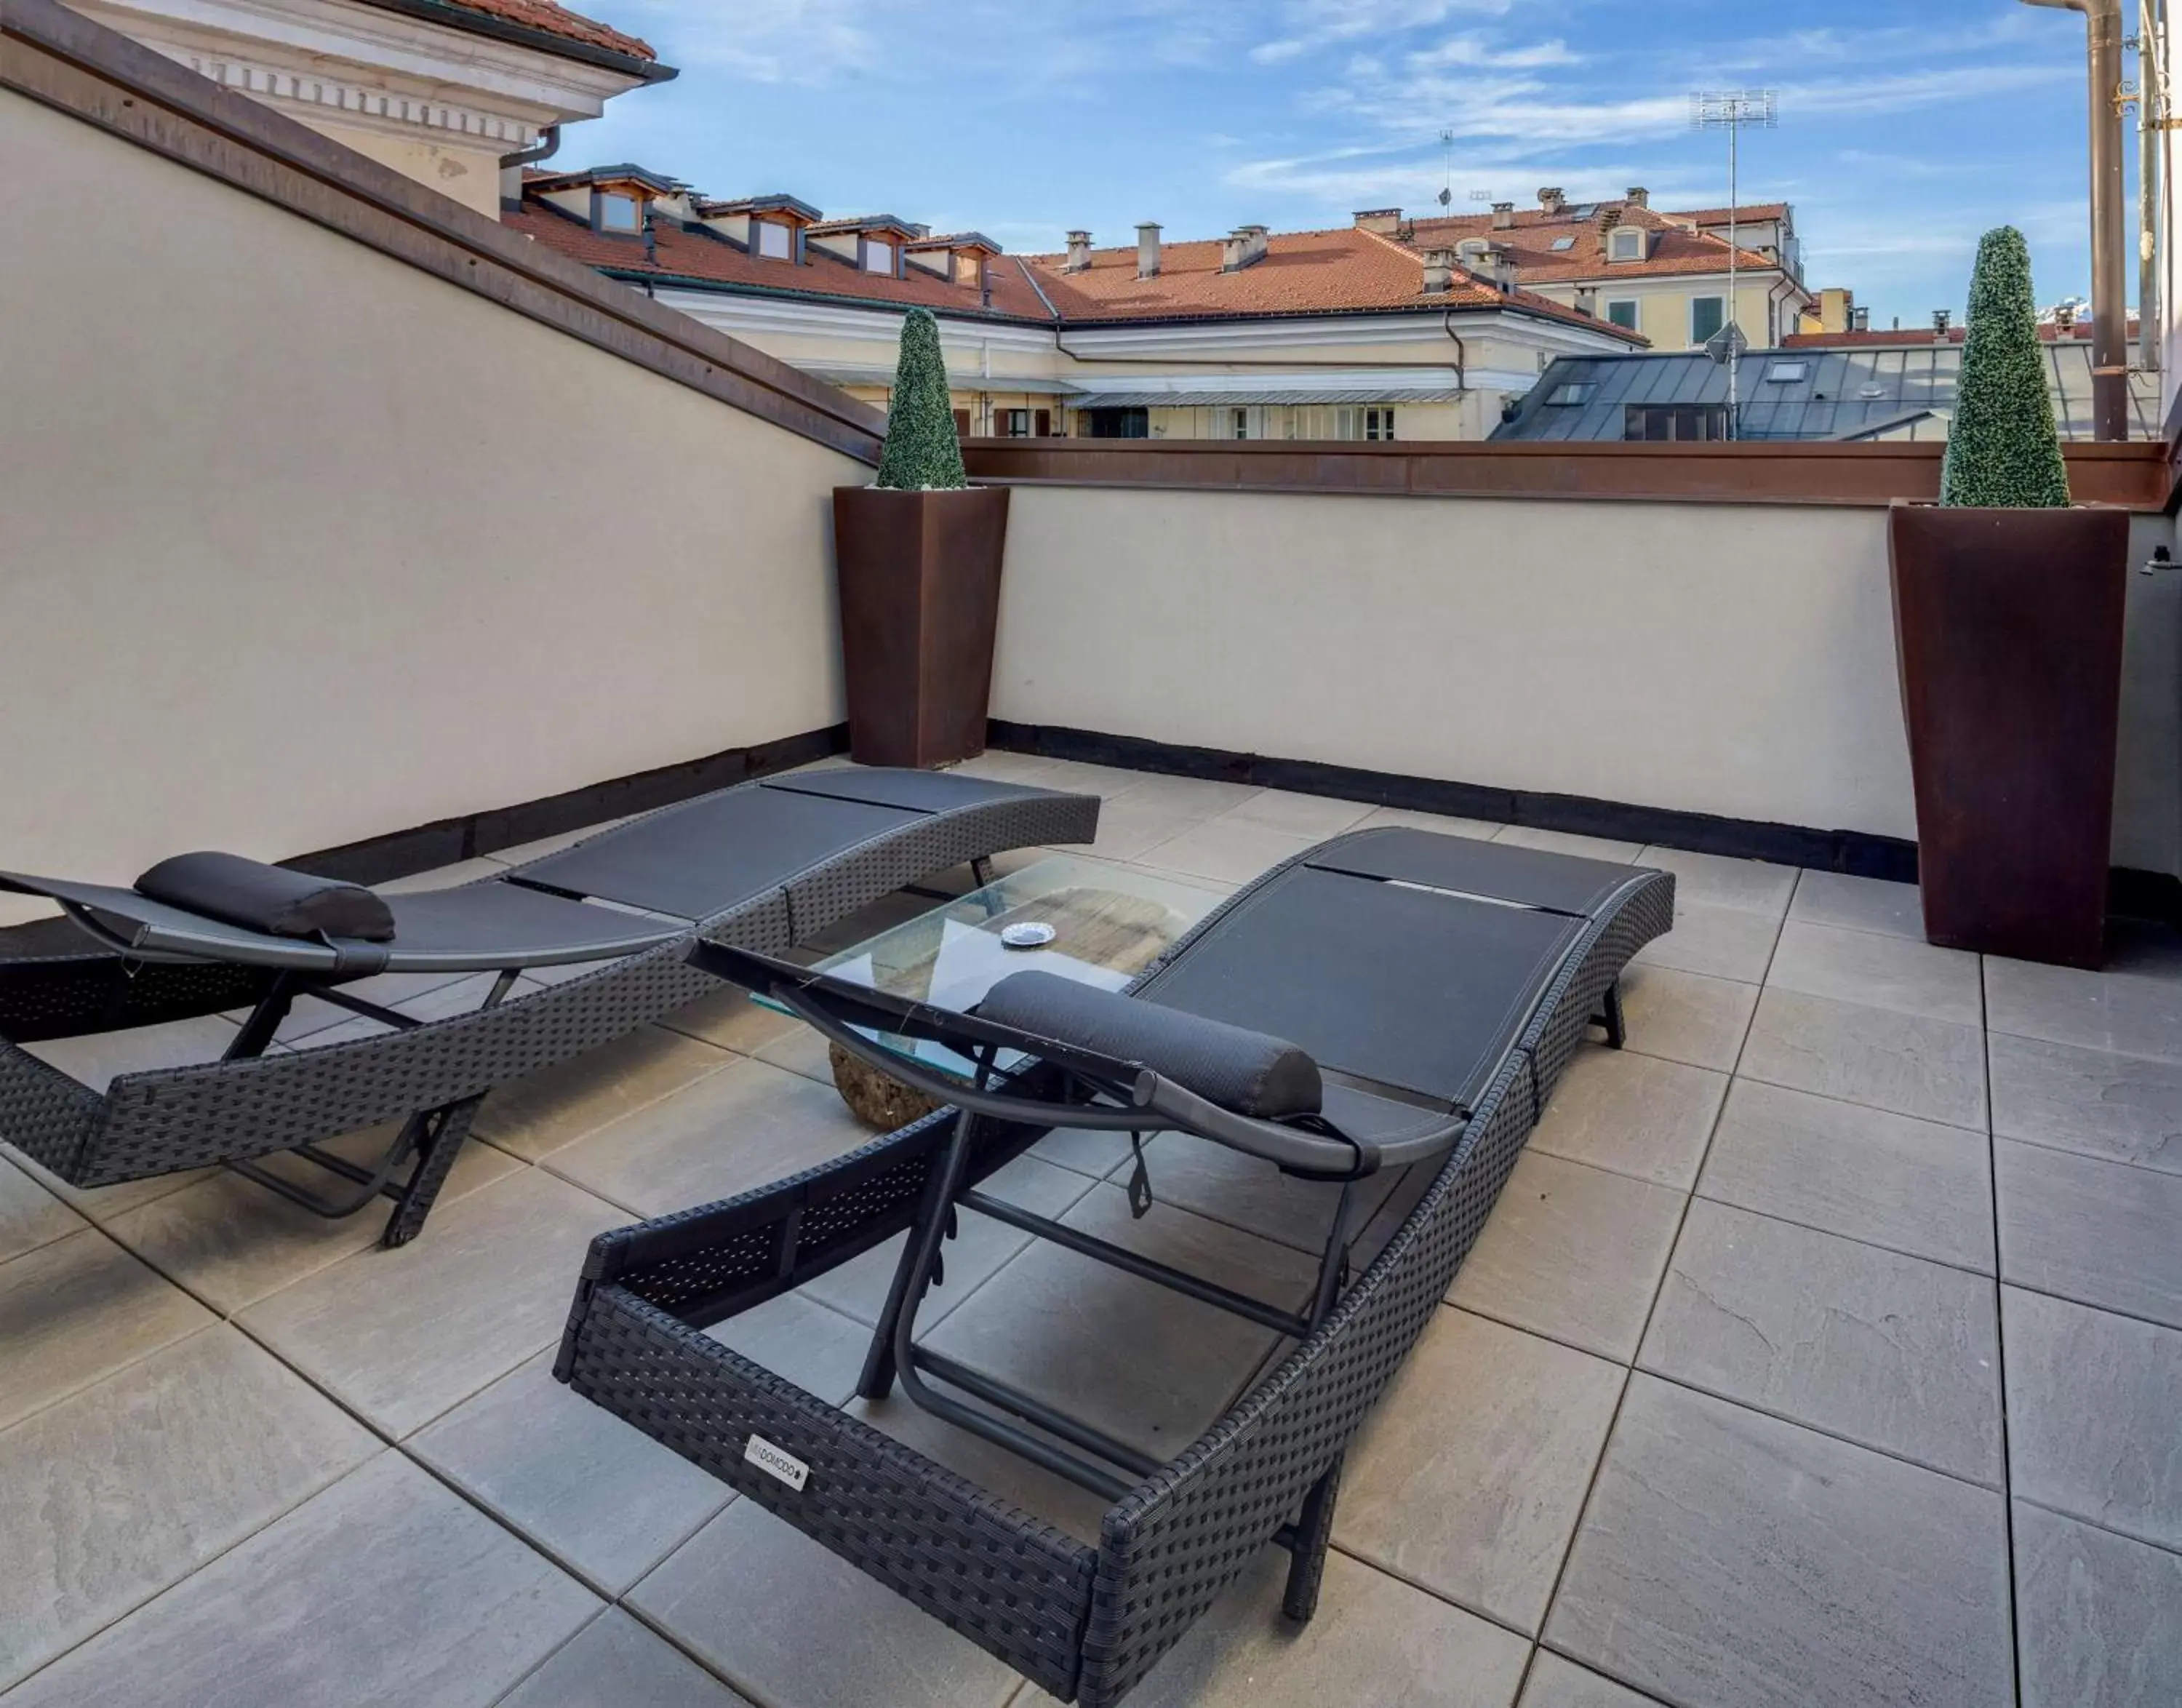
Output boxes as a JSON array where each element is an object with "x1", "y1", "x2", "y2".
[{"x1": 348, "y1": 0, "x2": 676, "y2": 82}]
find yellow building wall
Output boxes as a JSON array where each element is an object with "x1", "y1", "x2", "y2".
[{"x1": 301, "y1": 116, "x2": 503, "y2": 218}]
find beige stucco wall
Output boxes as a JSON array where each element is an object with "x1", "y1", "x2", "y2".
[
  {"x1": 1532, "y1": 276, "x2": 1778, "y2": 351},
  {"x1": 0, "y1": 89, "x2": 858, "y2": 901},
  {"x1": 304, "y1": 116, "x2": 504, "y2": 218},
  {"x1": 991, "y1": 487, "x2": 2182, "y2": 874}
]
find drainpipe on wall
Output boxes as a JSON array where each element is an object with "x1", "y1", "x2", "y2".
[{"x1": 2023, "y1": 0, "x2": 2133, "y2": 439}]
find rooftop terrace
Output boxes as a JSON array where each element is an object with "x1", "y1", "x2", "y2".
[
  {"x1": 3, "y1": 7, "x2": 2181, "y2": 1706},
  {"x1": 3, "y1": 754, "x2": 2179, "y2": 1704}
]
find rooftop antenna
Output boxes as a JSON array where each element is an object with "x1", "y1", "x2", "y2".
[
  {"x1": 1691, "y1": 89, "x2": 1778, "y2": 437},
  {"x1": 1438, "y1": 129, "x2": 1455, "y2": 207}
]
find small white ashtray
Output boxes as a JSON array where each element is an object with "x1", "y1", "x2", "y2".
[{"x1": 999, "y1": 922, "x2": 1058, "y2": 950}]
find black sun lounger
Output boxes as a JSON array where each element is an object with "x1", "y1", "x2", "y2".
[
  {"x1": 0, "y1": 769, "x2": 1094, "y2": 1245},
  {"x1": 554, "y1": 826, "x2": 1674, "y2": 1704}
]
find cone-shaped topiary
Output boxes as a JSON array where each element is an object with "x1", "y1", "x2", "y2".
[
  {"x1": 874, "y1": 308, "x2": 967, "y2": 491},
  {"x1": 1940, "y1": 226, "x2": 2070, "y2": 508}
]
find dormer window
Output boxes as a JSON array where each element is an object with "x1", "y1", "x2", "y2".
[
  {"x1": 598, "y1": 191, "x2": 641, "y2": 234},
  {"x1": 863, "y1": 239, "x2": 895, "y2": 275},
  {"x1": 756, "y1": 220, "x2": 792, "y2": 260},
  {"x1": 1608, "y1": 226, "x2": 1645, "y2": 263}
]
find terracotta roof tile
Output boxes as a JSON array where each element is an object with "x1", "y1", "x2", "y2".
[
  {"x1": 506, "y1": 201, "x2": 1054, "y2": 321},
  {"x1": 1401, "y1": 203, "x2": 1777, "y2": 284},
  {"x1": 1672, "y1": 202, "x2": 1790, "y2": 226},
  {"x1": 368, "y1": 0, "x2": 657, "y2": 63}
]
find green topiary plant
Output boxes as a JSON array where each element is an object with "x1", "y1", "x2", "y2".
[
  {"x1": 874, "y1": 308, "x2": 967, "y2": 491},
  {"x1": 1940, "y1": 226, "x2": 2070, "y2": 508}
]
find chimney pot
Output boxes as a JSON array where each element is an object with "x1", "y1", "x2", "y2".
[
  {"x1": 1492, "y1": 201, "x2": 1515, "y2": 229},
  {"x1": 1538, "y1": 186, "x2": 1566, "y2": 213},
  {"x1": 1626, "y1": 186, "x2": 1649, "y2": 207},
  {"x1": 1065, "y1": 229, "x2": 1092, "y2": 272},
  {"x1": 1422, "y1": 247, "x2": 1456, "y2": 293},
  {"x1": 1136, "y1": 221, "x2": 1162, "y2": 279}
]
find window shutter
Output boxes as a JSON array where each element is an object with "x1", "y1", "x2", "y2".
[
  {"x1": 953, "y1": 410, "x2": 971, "y2": 438},
  {"x1": 1034, "y1": 409, "x2": 1052, "y2": 437}
]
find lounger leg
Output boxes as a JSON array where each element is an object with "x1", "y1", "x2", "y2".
[
  {"x1": 1281, "y1": 1456, "x2": 1344, "y2": 1622},
  {"x1": 380, "y1": 1095, "x2": 484, "y2": 1248},
  {"x1": 857, "y1": 1114, "x2": 975, "y2": 1400},
  {"x1": 1594, "y1": 980, "x2": 1627, "y2": 1049}
]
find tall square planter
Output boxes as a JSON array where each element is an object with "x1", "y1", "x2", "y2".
[
  {"x1": 833, "y1": 485, "x2": 1009, "y2": 769},
  {"x1": 1888, "y1": 502, "x2": 2129, "y2": 968}
]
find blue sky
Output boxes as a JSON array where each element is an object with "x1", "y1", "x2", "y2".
[{"x1": 579, "y1": 1, "x2": 2114, "y2": 326}]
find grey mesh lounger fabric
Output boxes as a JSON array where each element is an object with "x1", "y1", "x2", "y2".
[
  {"x1": 555, "y1": 825, "x2": 1676, "y2": 1704},
  {"x1": 0, "y1": 767, "x2": 1096, "y2": 1245}
]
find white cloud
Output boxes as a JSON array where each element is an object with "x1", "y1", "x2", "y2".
[{"x1": 1250, "y1": 0, "x2": 1511, "y2": 65}]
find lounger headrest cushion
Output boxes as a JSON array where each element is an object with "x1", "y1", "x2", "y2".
[
  {"x1": 978, "y1": 970, "x2": 1322, "y2": 1120},
  {"x1": 135, "y1": 853, "x2": 396, "y2": 943}
]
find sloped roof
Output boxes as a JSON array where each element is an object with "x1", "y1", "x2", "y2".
[
  {"x1": 504, "y1": 199, "x2": 1056, "y2": 322},
  {"x1": 1673, "y1": 203, "x2": 1791, "y2": 227},
  {"x1": 354, "y1": 0, "x2": 666, "y2": 72},
  {"x1": 1492, "y1": 343, "x2": 2160, "y2": 442},
  {"x1": 1402, "y1": 202, "x2": 1778, "y2": 285}
]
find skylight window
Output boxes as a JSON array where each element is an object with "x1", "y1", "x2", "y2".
[
  {"x1": 1547, "y1": 383, "x2": 1595, "y2": 407},
  {"x1": 1550, "y1": 236, "x2": 1576, "y2": 252},
  {"x1": 1763, "y1": 362, "x2": 1810, "y2": 383}
]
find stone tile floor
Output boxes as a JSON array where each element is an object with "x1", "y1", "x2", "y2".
[{"x1": 2, "y1": 752, "x2": 2179, "y2": 1707}]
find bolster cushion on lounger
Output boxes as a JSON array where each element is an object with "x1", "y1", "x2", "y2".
[
  {"x1": 977, "y1": 969, "x2": 1322, "y2": 1120},
  {"x1": 135, "y1": 853, "x2": 396, "y2": 943}
]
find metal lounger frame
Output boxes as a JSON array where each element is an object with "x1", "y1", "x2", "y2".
[
  {"x1": 555, "y1": 831, "x2": 1674, "y2": 1703},
  {"x1": 0, "y1": 780, "x2": 1094, "y2": 1245}
]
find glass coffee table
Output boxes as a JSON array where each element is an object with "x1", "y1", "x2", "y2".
[{"x1": 773, "y1": 855, "x2": 1229, "y2": 1128}]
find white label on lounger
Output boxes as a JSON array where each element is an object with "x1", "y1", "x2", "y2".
[{"x1": 745, "y1": 1434, "x2": 810, "y2": 1493}]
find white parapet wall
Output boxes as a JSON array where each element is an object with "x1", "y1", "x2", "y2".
[
  {"x1": 991, "y1": 484, "x2": 2182, "y2": 877},
  {"x1": 0, "y1": 87, "x2": 858, "y2": 900}
]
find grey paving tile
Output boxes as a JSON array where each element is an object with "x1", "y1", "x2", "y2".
[
  {"x1": 1027, "y1": 1122, "x2": 1138, "y2": 1178},
  {"x1": 1071, "y1": 797, "x2": 1210, "y2": 863},
  {"x1": 631, "y1": 1499, "x2": 1021, "y2": 1708},
  {"x1": 1215, "y1": 788, "x2": 1372, "y2": 839},
  {"x1": 15, "y1": 1153, "x2": 217, "y2": 1222},
  {"x1": 257, "y1": 967, "x2": 476, "y2": 1045},
  {"x1": 657, "y1": 986, "x2": 802, "y2": 1055},
  {"x1": 498, "y1": 1610, "x2": 753, "y2": 1707},
  {"x1": 1989, "y1": 1031, "x2": 2182, "y2": 1175},
  {"x1": 473, "y1": 1026, "x2": 735, "y2": 1161},
  {"x1": 1765, "y1": 920, "x2": 1983, "y2": 1026},
  {"x1": 102, "y1": 1126, "x2": 516, "y2": 1315},
  {"x1": 1527, "y1": 1045, "x2": 1727, "y2": 1190},
  {"x1": 1632, "y1": 901, "x2": 1780, "y2": 984},
  {"x1": 802, "y1": 1152, "x2": 1097, "y2": 1328},
  {"x1": 704, "y1": 1291, "x2": 874, "y2": 1408},
  {"x1": 1545, "y1": 1374, "x2": 2013, "y2": 1708},
  {"x1": 1635, "y1": 847, "x2": 1797, "y2": 917},
  {"x1": 0, "y1": 1155, "x2": 84, "y2": 1265},
  {"x1": 1695, "y1": 1078, "x2": 1995, "y2": 1272},
  {"x1": 1133, "y1": 818, "x2": 1315, "y2": 885},
  {"x1": 1106, "y1": 773, "x2": 1262, "y2": 818},
  {"x1": 1064, "y1": 1547, "x2": 1530, "y2": 1708},
  {"x1": 20, "y1": 1013, "x2": 238, "y2": 1093},
  {"x1": 1997, "y1": 1140, "x2": 2182, "y2": 1328},
  {"x1": 1519, "y1": 1651, "x2": 1666, "y2": 1708},
  {"x1": 1128, "y1": 1130, "x2": 1403, "y2": 1258},
  {"x1": 1639, "y1": 1200, "x2": 2002, "y2": 1485},
  {"x1": 924, "y1": 1184, "x2": 1319, "y2": 1462},
  {"x1": 489, "y1": 814, "x2": 638, "y2": 866},
  {"x1": 1354, "y1": 805, "x2": 1504, "y2": 840},
  {"x1": 1616, "y1": 965, "x2": 1759, "y2": 1074},
  {"x1": 1786, "y1": 869, "x2": 1925, "y2": 941},
  {"x1": 0, "y1": 1227, "x2": 214, "y2": 1431},
  {"x1": 1335, "y1": 1306, "x2": 1625, "y2": 1635},
  {"x1": 408, "y1": 1350, "x2": 732, "y2": 1597},
  {"x1": 0, "y1": 1326, "x2": 375, "y2": 1691},
  {"x1": 545, "y1": 1056, "x2": 868, "y2": 1218},
  {"x1": 2004, "y1": 1286, "x2": 2182, "y2": 1552},
  {"x1": 238, "y1": 1168, "x2": 623, "y2": 1438},
  {"x1": 1494, "y1": 825, "x2": 1641, "y2": 863},
  {"x1": 1, "y1": 1452, "x2": 599, "y2": 1708},
  {"x1": 299, "y1": 970, "x2": 528, "y2": 1051},
  {"x1": 1738, "y1": 987, "x2": 1987, "y2": 1129},
  {"x1": 750, "y1": 1018, "x2": 835, "y2": 1083},
  {"x1": 1986, "y1": 957, "x2": 2182, "y2": 1063},
  {"x1": 1448, "y1": 1152, "x2": 1685, "y2": 1362},
  {"x1": 2013, "y1": 1499, "x2": 2182, "y2": 1708}
]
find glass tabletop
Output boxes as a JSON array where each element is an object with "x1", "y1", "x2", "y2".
[{"x1": 772, "y1": 855, "x2": 1230, "y2": 1079}]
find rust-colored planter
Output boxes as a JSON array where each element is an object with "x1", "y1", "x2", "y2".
[
  {"x1": 1888, "y1": 503, "x2": 2129, "y2": 968},
  {"x1": 833, "y1": 485, "x2": 1009, "y2": 768}
]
